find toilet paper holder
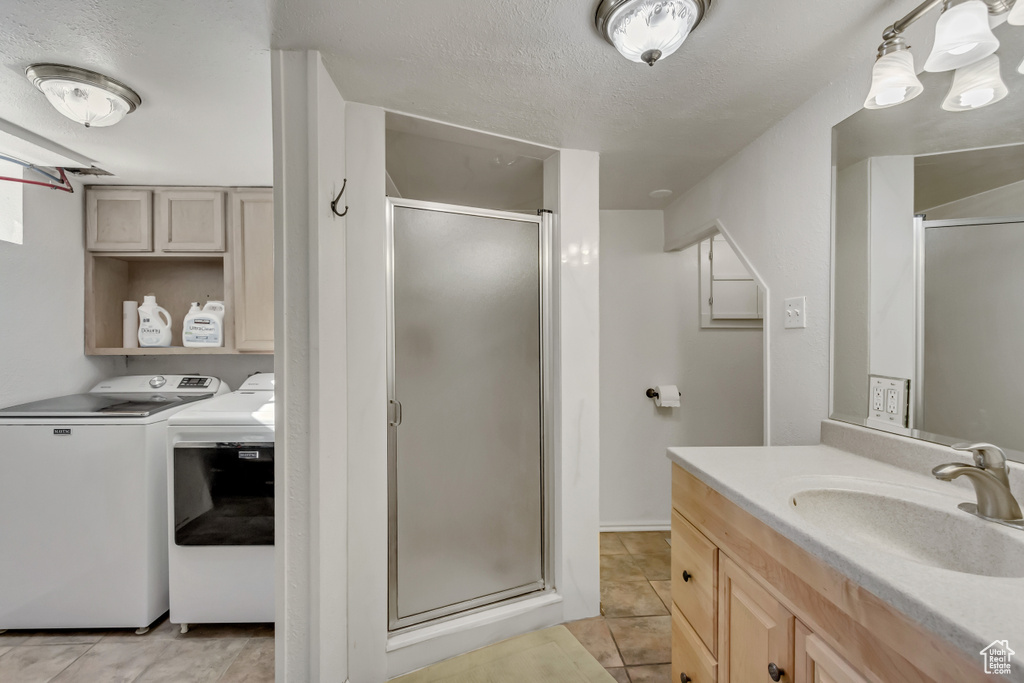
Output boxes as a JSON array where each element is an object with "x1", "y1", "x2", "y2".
[{"x1": 645, "y1": 388, "x2": 660, "y2": 399}]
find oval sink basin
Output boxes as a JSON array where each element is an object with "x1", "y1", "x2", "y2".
[{"x1": 789, "y1": 485, "x2": 1024, "y2": 578}]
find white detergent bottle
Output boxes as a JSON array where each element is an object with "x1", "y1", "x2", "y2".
[
  {"x1": 137, "y1": 295, "x2": 172, "y2": 347},
  {"x1": 183, "y1": 300, "x2": 225, "y2": 348}
]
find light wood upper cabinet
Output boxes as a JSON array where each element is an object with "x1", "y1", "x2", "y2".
[
  {"x1": 155, "y1": 190, "x2": 225, "y2": 252},
  {"x1": 794, "y1": 622, "x2": 870, "y2": 683},
  {"x1": 231, "y1": 189, "x2": 274, "y2": 352},
  {"x1": 86, "y1": 189, "x2": 153, "y2": 252}
]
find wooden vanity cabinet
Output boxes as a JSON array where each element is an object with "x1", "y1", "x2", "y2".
[{"x1": 671, "y1": 464, "x2": 988, "y2": 683}]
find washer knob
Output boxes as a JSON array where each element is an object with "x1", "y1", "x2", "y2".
[{"x1": 149, "y1": 376, "x2": 166, "y2": 389}]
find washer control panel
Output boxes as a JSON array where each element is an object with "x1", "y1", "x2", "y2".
[{"x1": 177, "y1": 377, "x2": 213, "y2": 389}]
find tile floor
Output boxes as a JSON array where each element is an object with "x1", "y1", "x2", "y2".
[
  {"x1": 566, "y1": 530, "x2": 673, "y2": 683},
  {"x1": 0, "y1": 616, "x2": 274, "y2": 683}
]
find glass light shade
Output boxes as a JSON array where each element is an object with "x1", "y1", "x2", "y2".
[
  {"x1": 924, "y1": 0, "x2": 1000, "y2": 72},
  {"x1": 942, "y1": 54, "x2": 1008, "y2": 111},
  {"x1": 38, "y1": 79, "x2": 131, "y2": 127},
  {"x1": 864, "y1": 51, "x2": 924, "y2": 109},
  {"x1": 1008, "y1": 0, "x2": 1024, "y2": 25},
  {"x1": 607, "y1": 0, "x2": 700, "y2": 65}
]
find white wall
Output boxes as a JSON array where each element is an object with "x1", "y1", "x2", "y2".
[
  {"x1": 662, "y1": 59, "x2": 883, "y2": 445},
  {"x1": 0, "y1": 180, "x2": 116, "y2": 407},
  {"x1": 923, "y1": 178, "x2": 1024, "y2": 220},
  {"x1": 600, "y1": 210, "x2": 762, "y2": 528},
  {"x1": 271, "y1": 49, "x2": 348, "y2": 683}
]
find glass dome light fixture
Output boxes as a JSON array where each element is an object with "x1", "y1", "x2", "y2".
[
  {"x1": 864, "y1": 37, "x2": 925, "y2": 109},
  {"x1": 595, "y1": 0, "x2": 711, "y2": 67},
  {"x1": 942, "y1": 53, "x2": 1008, "y2": 110},
  {"x1": 25, "y1": 64, "x2": 141, "y2": 128},
  {"x1": 923, "y1": 0, "x2": 1000, "y2": 73}
]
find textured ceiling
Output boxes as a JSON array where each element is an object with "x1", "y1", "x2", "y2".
[
  {"x1": 0, "y1": 0, "x2": 272, "y2": 186},
  {"x1": 273, "y1": 0, "x2": 922, "y2": 209}
]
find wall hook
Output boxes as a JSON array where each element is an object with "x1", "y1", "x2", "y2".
[{"x1": 331, "y1": 179, "x2": 348, "y2": 217}]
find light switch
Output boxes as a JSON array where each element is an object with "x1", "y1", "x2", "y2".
[{"x1": 784, "y1": 297, "x2": 807, "y2": 329}]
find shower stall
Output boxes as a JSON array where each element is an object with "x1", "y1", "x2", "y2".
[{"x1": 386, "y1": 198, "x2": 555, "y2": 630}]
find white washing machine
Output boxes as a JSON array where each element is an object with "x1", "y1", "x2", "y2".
[
  {"x1": 166, "y1": 373, "x2": 274, "y2": 630},
  {"x1": 0, "y1": 375, "x2": 229, "y2": 632}
]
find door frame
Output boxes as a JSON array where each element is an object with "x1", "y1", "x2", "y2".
[{"x1": 384, "y1": 197, "x2": 557, "y2": 631}]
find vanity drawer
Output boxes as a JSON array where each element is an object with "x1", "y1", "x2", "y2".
[
  {"x1": 671, "y1": 509, "x2": 718, "y2": 655},
  {"x1": 672, "y1": 604, "x2": 718, "y2": 683}
]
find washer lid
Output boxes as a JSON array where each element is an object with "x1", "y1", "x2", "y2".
[{"x1": 0, "y1": 393, "x2": 213, "y2": 418}]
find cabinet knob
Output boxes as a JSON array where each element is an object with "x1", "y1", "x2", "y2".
[
  {"x1": 682, "y1": 570, "x2": 692, "y2": 582},
  {"x1": 680, "y1": 674, "x2": 691, "y2": 683},
  {"x1": 768, "y1": 662, "x2": 784, "y2": 682}
]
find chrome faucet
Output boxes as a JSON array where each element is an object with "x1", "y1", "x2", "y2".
[{"x1": 932, "y1": 442, "x2": 1023, "y2": 530}]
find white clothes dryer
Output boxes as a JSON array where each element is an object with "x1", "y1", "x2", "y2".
[
  {"x1": 0, "y1": 375, "x2": 229, "y2": 632},
  {"x1": 166, "y1": 373, "x2": 275, "y2": 631}
]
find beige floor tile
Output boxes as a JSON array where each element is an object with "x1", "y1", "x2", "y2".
[
  {"x1": 134, "y1": 638, "x2": 247, "y2": 683},
  {"x1": 0, "y1": 644, "x2": 92, "y2": 683},
  {"x1": 20, "y1": 630, "x2": 106, "y2": 646},
  {"x1": 101, "y1": 617, "x2": 181, "y2": 642},
  {"x1": 605, "y1": 616, "x2": 671, "y2": 666},
  {"x1": 606, "y1": 666, "x2": 631, "y2": 683},
  {"x1": 601, "y1": 554, "x2": 646, "y2": 582},
  {"x1": 218, "y1": 637, "x2": 274, "y2": 682},
  {"x1": 178, "y1": 623, "x2": 260, "y2": 639},
  {"x1": 649, "y1": 581, "x2": 672, "y2": 612},
  {"x1": 564, "y1": 617, "x2": 623, "y2": 668},
  {"x1": 632, "y1": 554, "x2": 671, "y2": 581},
  {"x1": 601, "y1": 582, "x2": 669, "y2": 618},
  {"x1": 601, "y1": 533, "x2": 629, "y2": 556},
  {"x1": 618, "y1": 532, "x2": 671, "y2": 556},
  {"x1": 0, "y1": 645, "x2": 12, "y2": 658},
  {"x1": 626, "y1": 663, "x2": 672, "y2": 683},
  {"x1": 51, "y1": 640, "x2": 173, "y2": 683}
]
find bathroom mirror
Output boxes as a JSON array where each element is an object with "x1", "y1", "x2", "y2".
[{"x1": 831, "y1": 18, "x2": 1024, "y2": 462}]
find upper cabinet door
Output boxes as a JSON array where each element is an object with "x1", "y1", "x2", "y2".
[
  {"x1": 86, "y1": 189, "x2": 153, "y2": 252},
  {"x1": 155, "y1": 190, "x2": 226, "y2": 252},
  {"x1": 719, "y1": 556, "x2": 795, "y2": 683},
  {"x1": 231, "y1": 189, "x2": 274, "y2": 352}
]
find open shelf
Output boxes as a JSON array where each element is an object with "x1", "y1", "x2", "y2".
[{"x1": 89, "y1": 347, "x2": 266, "y2": 356}]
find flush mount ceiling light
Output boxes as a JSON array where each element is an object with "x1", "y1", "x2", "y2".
[
  {"x1": 649, "y1": 189, "x2": 674, "y2": 199},
  {"x1": 864, "y1": 0, "x2": 1018, "y2": 112},
  {"x1": 25, "y1": 64, "x2": 141, "y2": 128},
  {"x1": 596, "y1": 0, "x2": 711, "y2": 66},
  {"x1": 942, "y1": 53, "x2": 1008, "y2": 109}
]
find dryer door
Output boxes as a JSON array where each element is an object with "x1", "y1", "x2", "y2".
[{"x1": 172, "y1": 442, "x2": 274, "y2": 546}]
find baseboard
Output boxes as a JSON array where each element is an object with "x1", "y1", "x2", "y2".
[{"x1": 600, "y1": 523, "x2": 670, "y2": 532}]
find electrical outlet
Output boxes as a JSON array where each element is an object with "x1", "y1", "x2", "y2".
[
  {"x1": 784, "y1": 297, "x2": 807, "y2": 329},
  {"x1": 867, "y1": 375, "x2": 910, "y2": 429},
  {"x1": 872, "y1": 385, "x2": 885, "y2": 412}
]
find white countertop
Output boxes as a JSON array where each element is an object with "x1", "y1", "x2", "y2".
[{"x1": 667, "y1": 421, "x2": 1024, "y2": 681}]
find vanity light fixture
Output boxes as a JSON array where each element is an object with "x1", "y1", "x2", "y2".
[
  {"x1": 924, "y1": 0, "x2": 1000, "y2": 72},
  {"x1": 942, "y1": 54, "x2": 1009, "y2": 109},
  {"x1": 864, "y1": 39, "x2": 925, "y2": 109},
  {"x1": 595, "y1": 0, "x2": 711, "y2": 66},
  {"x1": 25, "y1": 64, "x2": 141, "y2": 128},
  {"x1": 865, "y1": 0, "x2": 1018, "y2": 112},
  {"x1": 1007, "y1": 0, "x2": 1024, "y2": 24}
]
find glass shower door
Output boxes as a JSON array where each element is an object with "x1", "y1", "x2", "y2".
[{"x1": 387, "y1": 199, "x2": 549, "y2": 630}]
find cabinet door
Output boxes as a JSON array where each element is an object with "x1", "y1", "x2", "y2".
[
  {"x1": 719, "y1": 556, "x2": 794, "y2": 683},
  {"x1": 231, "y1": 190, "x2": 274, "y2": 352},
  {"x1": 673, "y1": 605, "x2": 718, "y2": 683},
  {"x1": 794, "y1": 621, "x2": 870, "y2": 683},
  {"x1": 86, "y1": 189, "x2": 152, "y2": 252},
  {"x1": 155, "y1": 190, "x2": 226, "y2": 252}
]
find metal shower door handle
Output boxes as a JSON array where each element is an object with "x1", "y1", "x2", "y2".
[{"x1": 388, "y1": 399, "x2": 403, "y2": 427}]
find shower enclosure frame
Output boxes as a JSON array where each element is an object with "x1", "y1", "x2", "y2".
[{"x1": 385, "y1": 197, "x2": 558, "y2": 632}]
